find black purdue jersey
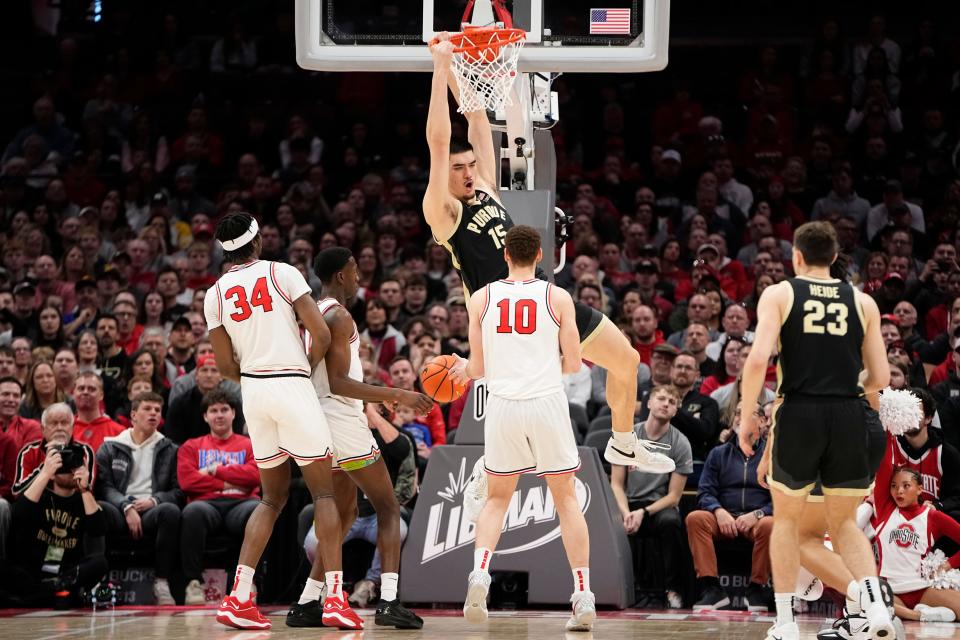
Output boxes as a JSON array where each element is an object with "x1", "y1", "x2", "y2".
[
  {"x1": 438, "y1": 189, "x2": 513, "y2": 297},
  {"x1": 777, "y1": 276, "x2": 865, "y2": 398}
]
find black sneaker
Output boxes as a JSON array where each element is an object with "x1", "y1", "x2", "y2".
[
  {"x1": 744, "y1": 583, "x2": 772, "y2": 612},
  {"x1": 286, "y1": 600, "x2": 325, "y2": 627},
  {"x1": 375, "y1": 599, "x2": 424, "y2": 629},
  {"x1": 692, "y1": 585, "x2": 730, "y2": 611}
]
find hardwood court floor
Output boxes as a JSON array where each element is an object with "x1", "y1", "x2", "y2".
[{"x1": 1, "y1": 607, "x2": 958, "y2": 639}]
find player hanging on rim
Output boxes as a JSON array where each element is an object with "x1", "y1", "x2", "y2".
[
  {"x1": 448, "y1": 225, "x2": 596, "y2": 632},
  {"x1": 204, "y1": 212, "x2": 362, "y2": 630},
  {"x1": 424, "y1": 34, "x2": 674, "y2": 475},
  {"x1": 286, "y1": 247, "x2": 433, "y2": 630},
  {"x1": 738, "y1": 222, "x2": 894, "y2": 640}
]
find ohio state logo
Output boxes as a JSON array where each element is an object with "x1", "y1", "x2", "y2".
[{"x1": 888, "y1": 523, "x2": 920, "y2": 549}]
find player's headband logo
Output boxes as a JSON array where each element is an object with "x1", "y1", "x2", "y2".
[{"x1": 220, "y1": 219, "x2": 259, "y2": 251}]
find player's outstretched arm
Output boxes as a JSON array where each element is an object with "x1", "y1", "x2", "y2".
[
  {"x1": 207, "y1": 326, "x2": 241, "y2": 382},
  {"x1": 551, "y1": 286, "x2": 581, "y2": 374},
  {"x1": 739, "y1": 282, "x2": 787, "y2": 456},
  {"x1": 446, "y1": 70, "x2": 499, "y2": 195},
  {"x1": 323, "y1": 308, "x2": 433, "y2": 414},
  {"x1": 424, "y1": 37, "x2": 459, "y2": 243},
  {"x1": 857, "y1": 291, "x2": 891, "y2": 397},
  {"x1": 294, "y1": 294, "x2": 331, "y2": 368}
]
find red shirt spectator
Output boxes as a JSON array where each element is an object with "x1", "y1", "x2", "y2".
[
  {"x1": 388, "y1": 357, "x2": 446, "y2": 445},
  {"x1": 0, "y1": 378, "x2": 42, "y2": 453},
  {"x1": 72, "y1": 372, "x2": 124, "y2": 452},
  {"x1": 177, "y1": 431, "x2": 260, "y2": 502}
]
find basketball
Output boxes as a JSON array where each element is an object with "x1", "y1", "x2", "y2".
[{"x1": 419, "y1": 354, "x2": 467, "y2": 404}]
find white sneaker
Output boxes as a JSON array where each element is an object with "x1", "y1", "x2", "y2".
[
  {"x1": 153, "y1": 578, "x2": 175, "y2": 605},
  {"x1": 817, "y1": 611, "x2": 870, "y2": 639},
  {"x1": 463, "y1": 457, "x2": 488, "y2": 524},
  {"x1": 604, "y1": 433, "x2": 675, "y2": 473},
  {"x1": 348, "y1": 579, "x2": 377, "y2": 608},
  {"x1": 765, "y1": 621, "x2": 800, "y2": 640},
  {"x1": 565, "y1": 591, "x2": 596, "y2": 632},
  {"x1": 463, "y1": 570, "x2": 491, "y2": 624},
  {"x1": 862, "y1": 601, "x2": 896, "y2": 639},
  {"x1": 916, "y1": 604, "x2": 957, "y2": 622},
  {"x1": 184, "y1": 579, "x2": 206, "y2": 606}
]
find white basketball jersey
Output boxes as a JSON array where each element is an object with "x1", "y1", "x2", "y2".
[
  {"x1": 204, "y1": 260, "x2": 312, "y2": 376},
  {"x1": 874, "y1": 506, "x2": 933, "y2": 592},
  {"x1": 480, "y1": 279, "x2": 563, "y2": 400},
  {"x1": 308, "y1": 298, "x2": 363, "y2": 415}
]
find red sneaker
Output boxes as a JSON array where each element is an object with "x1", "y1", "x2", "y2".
[
  {"x1": 216, "y1": 595, "x2": 272, "y2": 630},
  {"x1": 322, "y1": 594, "x2": 365, "y2": 629}
]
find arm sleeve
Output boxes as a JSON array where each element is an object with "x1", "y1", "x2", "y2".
[
  {"x1": 872, "y1": 436, "x2": 896, "y2": 522},
  {"x1": 177, "y1": 440, "x2": 225, "y2": 496},
  {"x1": 203, "y1": 285, "x2": 222, "y2": 331},
  {"x1": 426, "y1": 404, "x2": 447, "y2": 445},
  {"x1": 696, "y1": 447, "x2": 723, "y2": 512},
  {"x1": 94, "y1": 446, "x2": 129, "y2": 511},
  {"x1": 928, "y1": 510, "x2": 960, "y2": 568},
  {"x1": 274, "y1": 262, "x2": 311, "y2": 303},
  {"x1": 379, "y1": 427, "x2": 412, "y2": 464}
]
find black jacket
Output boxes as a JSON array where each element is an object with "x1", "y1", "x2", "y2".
[{"x1": 95, "y1": 435, "x2": 183, "y2": 510}]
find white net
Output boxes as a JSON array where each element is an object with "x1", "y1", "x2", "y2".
[{"x1": 450, "y1": 29, "x2": 525, "y2": 114}]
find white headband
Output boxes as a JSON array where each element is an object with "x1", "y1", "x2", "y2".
[{"x1": 220, "y1": 219, "x2": 259, "y2": 251}]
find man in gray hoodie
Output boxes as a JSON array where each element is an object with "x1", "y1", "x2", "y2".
[{"x1": 95, "y1": 392, "x2": 183, "y2": 605}]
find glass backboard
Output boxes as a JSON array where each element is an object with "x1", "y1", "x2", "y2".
[{"x1": 295, "y1": 0, "x2": 669, "y2": 73}]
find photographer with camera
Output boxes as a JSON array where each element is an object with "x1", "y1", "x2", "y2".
[
  {"x1": 0, "y1": 402, "x2": 106, "y2": 607},
  {"x1": 12, "y1": 402, "x2": 95, "y2": 496}
]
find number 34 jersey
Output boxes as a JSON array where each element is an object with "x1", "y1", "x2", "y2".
[
  {"x1": 480, "y1": 279, "x2": 564, "y2": 401},
  {"x1": 777, "y1": 275, "x2": 865, "y2": 398},
  {"x1": 204, "y1": 260, "x2": 313, "y2": 376}
]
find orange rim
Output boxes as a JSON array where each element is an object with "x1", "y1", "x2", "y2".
[{"x1": 432, "y1": 27, "x2": 526, "y2": 56}]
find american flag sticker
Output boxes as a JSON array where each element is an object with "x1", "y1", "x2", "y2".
[{"x1": 590, "y1": 8, "x2": 631, "y2": 34}]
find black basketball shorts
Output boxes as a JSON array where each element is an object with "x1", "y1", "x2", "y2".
[
  {"x1": 807, "y1": 399, "x2": 886, "y2": 500},
  {"x1": 574, "y1": 302, "x2": 606, "y2": 345},
  {"x1": 770, "y1": 396, "x2": 873, "y2": 497}
]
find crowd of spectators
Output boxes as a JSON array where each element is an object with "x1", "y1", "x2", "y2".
[{"x1": 1, "y1": 4, "x2": 960, "y2": 610}]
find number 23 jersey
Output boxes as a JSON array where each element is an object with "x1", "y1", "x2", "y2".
[
  {"x1": 204, "y1": 260, "x2": 313, "y2": 376},
  {"x1": 777, "y1": 275, "x2": 865, "y2": 398}
]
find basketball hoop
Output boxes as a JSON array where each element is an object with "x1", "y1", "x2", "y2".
[{"x1": 435, "y1": 26, "x2": 526, "y2": 114}]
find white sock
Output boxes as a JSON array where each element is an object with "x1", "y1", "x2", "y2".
[
  {"x1": 474, "y1": 547, "x2": 493, "y2": 573},
  {"x1": 572, "y1": 568, "x2": 590, "y2": 593},
  {"x1": 859, "y1": 577, "x2": 885, "y2": 612},
  {"x1": 846, "y1": 580, "x2": 862, "y2": 615},
  {"x1": 231, "y1": 564, "x2": 255, "y2": 602},
  {"x1": 326, "y1": 571, "x2": 344, "y2": 599},
  {"x1": 381, "y1": 572, "x2": 399, "y2": 602},
  {"x1": 299, "y1": 578, "x2": 325, "y2": 605},
  {"x1": 775, "y1": 593, "x2": 794, "y2": 625},
  {"x1": 612, "y1": 431, "x2": 634, "y2": 444}
]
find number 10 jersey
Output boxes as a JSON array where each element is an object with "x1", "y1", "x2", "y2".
[
  {"x1": 479, "y1": 278, "x2": 564, "y2": 401},
  {"x1": 777, "y1": 275, "x2": 865, "y2": 398},
  {"x1": 204, "y1": 260, "x2": 313, "y2": 377}
]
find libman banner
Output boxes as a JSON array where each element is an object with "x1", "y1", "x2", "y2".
[{"x1": 400, "y1": 445, "x2": 634, "y2": 607}]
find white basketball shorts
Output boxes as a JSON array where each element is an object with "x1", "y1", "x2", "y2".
[
  {"x1": 320, "y1": 398, "x2": 381, "y2": 471},
  {"x1": 240, "y1": 375, "x2": 333, "y2": 468},
  {"x1": 483, "y1": 390, "x2": 580, "y2": 476}
]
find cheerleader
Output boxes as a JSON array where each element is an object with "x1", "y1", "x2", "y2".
[{"x1": 872, "y1": 464, "x2": 960, "y2": 622}]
